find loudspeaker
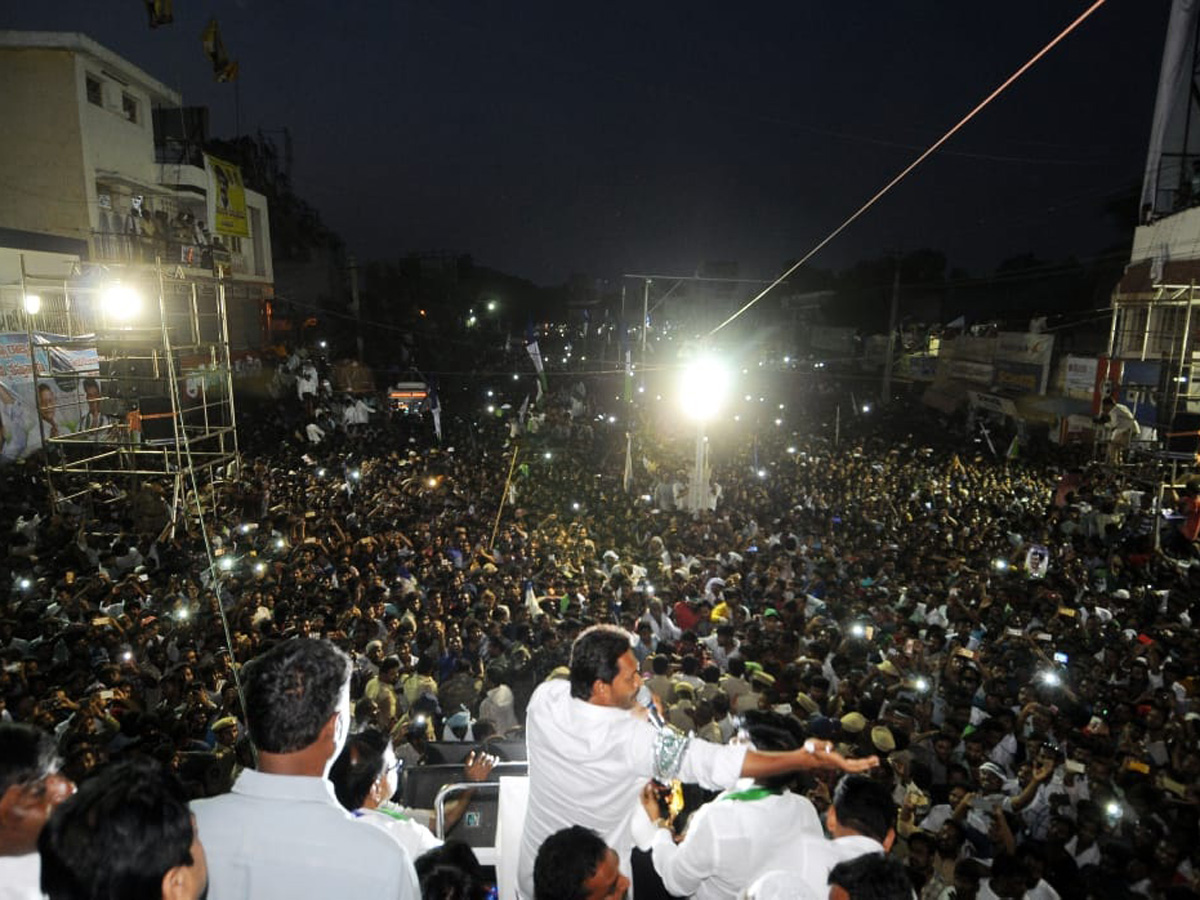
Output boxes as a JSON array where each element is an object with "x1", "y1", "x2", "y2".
[
  {"x1": 99, "y1": 358, "x2": 160, "y2": 400},
  {"x1": 1165, "y1": 412, "x2": 1200, "y2": 454},
  {"x1": 94, "y1": 326, "x2": 181, "y2": 353}
]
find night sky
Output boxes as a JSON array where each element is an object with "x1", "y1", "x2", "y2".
[{"x1": 1, "y1": 1, "x2": 1174, "y2": 286}]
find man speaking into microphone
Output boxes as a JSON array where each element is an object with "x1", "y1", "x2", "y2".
[{"x1": 518, "y1": 625, "x2": 877, "y2": 899}]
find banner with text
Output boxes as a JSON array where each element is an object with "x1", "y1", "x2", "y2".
[{"x1": 0, "y1": 333, "x2": 99, "y2": 462}]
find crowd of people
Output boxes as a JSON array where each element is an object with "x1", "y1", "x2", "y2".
[{"x1": 3, "y1": 347, "x2": 1200, "y2": 900}]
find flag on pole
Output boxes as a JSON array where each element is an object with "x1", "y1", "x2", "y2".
[
  {"x1": 1006, "y1": 435, "x2": 1019, "y2": 460},
  {"x1": 518, "y1": 394, "x2": 530, "y2": 427},
  {"x1": 582, "y1": 308, "x2": 590, "y2": 339},
  {"x1": 144, "y1": 0, "x2": 173, "y2": 28},
  {"x1": 201, "y1": 17, "x2": 239, "y2": 82},
  {"x1": 427, "y1": 377, "x2": 442, "y2": 443},
  {"x1": 620, "y1": 321, "x2": 633, "y2": 406},
  {"x1": 623, "y1": 432, "x2": 633, "y2": 493},
  {"x1": 524, "y1": 580, "x2": 543, "y2": 620},
  {"x1": 525, "y1": 342, "x2": 547, "y2": 402}
]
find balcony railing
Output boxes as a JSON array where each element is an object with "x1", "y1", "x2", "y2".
[{"x1": 91, "y1": 230, "x2": 238, "y2": 273}]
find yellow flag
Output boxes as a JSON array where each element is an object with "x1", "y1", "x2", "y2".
[
  {"x1": 201, "y1": 17, "x2": 238, "y2": 82},
  {"x1": 144, "y1": 0, "x2": 173, "y2": 28}
]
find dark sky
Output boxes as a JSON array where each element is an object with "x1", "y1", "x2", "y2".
[{"x1": 2, "y1": 1, "x2": 1174, "y2": 285}]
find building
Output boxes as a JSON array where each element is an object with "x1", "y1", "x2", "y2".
[
  {"x1": 0, "y1": 30, "x2": 273, "y2": 348},
  {"x1": 1110, "y1": 0, "x2": 1200, "y2": 433}
]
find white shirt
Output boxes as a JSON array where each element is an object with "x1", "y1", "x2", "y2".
[
  {"x1": 743, "y1": 835, "x2": 887, "y2": 899},
  {"x1": 518, "y1": 679, "x2": 748, "y2": 899},
  {"x1": 632, "y1": 786, "x2": 825, "y2": 900},
  {"x1": 0, "y1": 852, "x2": 41, "y2": 900},
  {"x1": 641, "y1": 610, "x2": 682, "y2": 644},
  {"x1": 192, "y1": 769, "x2": 420, "y2": 900},
  {"x1": 479, "y1": 684, "x2": 520, "y2": 735},
  {"x1": 357, "y1": 805, "x2": 442, "y2": 861},
  {"x1": 1064, "y1": 836, "x2": 1101, "y2": 868}
]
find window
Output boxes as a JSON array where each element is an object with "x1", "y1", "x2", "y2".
[
  {"x1": 250, "y1": 206, "x2": 265, "y2": 276},
  {"x1": 86, "y1": 75, "x2": 102, "y2": 107},
  {"x1": 121, "y1": 92, "x2": 139, "y2": 124}
]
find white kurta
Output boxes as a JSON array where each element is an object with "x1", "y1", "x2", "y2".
[
  {"x1": 518, "y1": 679, "x2": 748, "y2": 898},
  {"x1": 356, "y1": 805, "x2": 443, "y2": 860},
  {"x1": 743, "y1": 835, "x2": 888, "y2": 899},
  {"x1": 0, "y1": 852, "x2": 41, "y2": 900},
  {"x1": 632, "y1": 787, "x2": 825, "y2": 900}
]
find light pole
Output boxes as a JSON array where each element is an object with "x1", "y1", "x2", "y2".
[{"x1": 678, "y1": 354, "x2": 731, "y2": 515}]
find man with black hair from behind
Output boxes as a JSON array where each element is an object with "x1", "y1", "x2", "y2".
[
  {"x1": 633, "y1": 711, "x2": 826, "y2": 900},
  {"x1": 39, "y1": 757, "x2": 207, "y2": 900},
  {"x1": 745, "y1": 774, "x2": 899, "y2": 898}
]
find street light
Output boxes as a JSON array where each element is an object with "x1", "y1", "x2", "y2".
[{"x1": 678, "y1": 354, "x2": 731, "y2": 514}]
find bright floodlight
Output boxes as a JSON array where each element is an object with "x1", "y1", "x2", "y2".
[
  {"x1": 487, "y1": 300, "x2": 498, "y2": 312},
  {"x1": 102, "y1": 284, "x2": 141, "y2": 320},
  {"x1": 23, "y1": 294, "x2": 41, "y2": 315},
  {"x1": 679, "y1": 355, "x2": 732, "y2": 421}
]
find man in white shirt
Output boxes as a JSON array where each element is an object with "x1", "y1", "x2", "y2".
[
  {"x1": 0, "y1": 723, "x2": 77, "y2": 900},
  {"x1": 631, "y1": 715, "x2": 827, "y2": 899},
  {"x1": 743, "y1": 775, "x2": 897, "y2": 898},
  {"x1": 192, "y1": 639, "x2": 419, "y2": 900},
  {"x1": 640, "y1": 598, "x2": 681, "y2": 645},
  {"x1": 1096, "y1": 397, "x2": 1137, "y2": 464},
  {"x1": 517, "y1": 625, "x2": 877, "y2": 899}
]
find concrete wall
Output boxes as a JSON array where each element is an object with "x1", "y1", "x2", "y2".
[
  {"x1": 1132, "y1": 206, "x2": 1200, "y2": 265},
  {"x1": 77, "y1": 55, "x2": 161, "y2": 225},
  {"x1": 0, "y1": 48, "x2": 89, "y2": 241}
]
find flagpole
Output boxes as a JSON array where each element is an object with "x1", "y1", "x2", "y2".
[
  {"x1": 234, "y1": 78, "x2": 241, "y2": 136},
  {"x1": 488, "y1": 442, "x2": 522, "y2": 552}
]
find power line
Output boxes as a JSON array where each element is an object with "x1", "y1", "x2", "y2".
[{"x1": 710, "y1": 0, "x2": 1112, "y2": 336}]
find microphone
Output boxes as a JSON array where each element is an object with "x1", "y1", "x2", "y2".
[{"x1": 636, "y1": 684, "x2": 667, "y2": 729}]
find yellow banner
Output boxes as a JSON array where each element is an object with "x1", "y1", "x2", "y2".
[{"x1": 206, "y1": 154, "x2": 249, "y2": 238}]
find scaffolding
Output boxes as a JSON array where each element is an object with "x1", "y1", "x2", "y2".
[
  {"x1": 1107, "y1": 281, "x2": 1200, "y2": 548},
  {"x1": 15, "y1": 254, "x2": 240, "y2": 523}
]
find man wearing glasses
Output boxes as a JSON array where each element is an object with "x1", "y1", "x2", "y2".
[{"x1": 0, "y1": 723, "x2": 77, "y2": 900}]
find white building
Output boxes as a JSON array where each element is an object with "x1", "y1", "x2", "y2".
[
  {"x1": 1110, "y1": 0, "x2": 1200, "y2": 426},
  {"x1": 0, "y1": 30, "x2": 273, "y2": 347}
]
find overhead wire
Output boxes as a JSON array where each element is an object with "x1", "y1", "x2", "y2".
[{"x1": 709, "y1": 0, "x2": 1112, "y2": 337}]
